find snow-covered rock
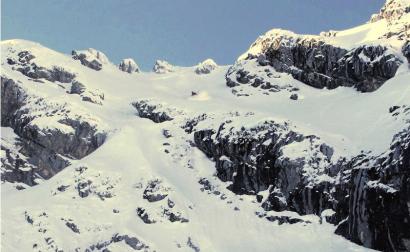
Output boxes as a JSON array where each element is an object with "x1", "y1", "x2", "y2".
[
  {"x1": 1, "y1": 41, "x2": 108, "y2": 186},
  {"x1": 370, "y1": 0, "x2": 410, "y2": 23},
  {"x1": 119, "y1": 58, "x2": 140, "y2": 73},
  {"x1": 194, "y1": 59, "x2": 218, "y2": 74},
  {"x1": 152, "y1": 60, "x2": 175, "y2": 74},
  {"x1": 72, "y1": 48, "x2": 110, "y2": 71},
  {"x1": 231, "y1": 30, "x2": 403, "y2": 92}
]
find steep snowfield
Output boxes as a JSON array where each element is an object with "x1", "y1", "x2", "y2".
[
  {"x1": 0, "y1": 39, "x2": 387, "y2": 252},
  {"x1": 1, "y1": 2, "x2": 409, "y2": 251},
  {"x1": 1, "y1": 119, "x2": 371, "y2": 252}
]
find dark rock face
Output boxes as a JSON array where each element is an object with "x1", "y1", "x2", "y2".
[
  {"x1": 112, "y1": 234, "x2": 149, "y2": 250},
  {"x1": 193, "y1": 120, "x2": 334, "y2": 216},
  {"x1": 1, "y1": 77, "x2": 26, "y2": 127},
  {"x1": 132, "y1": 100, "x2": 174, "y2": 123},
  {"x1": 143, "y1": 179, "x2": 168, "y2": 202},
  {"x1": 289, "y1": 94, "x2": 298, "y2": 100},
  {"x1": 136, "y1": 207, "x2": 156, "y2": 224},
  {"x1": 70, "y1": 81, "x2": 86, "y2": 94},
  {"x1": 72, "y1": 50, "x2": 102, "y2": 71},
  {"x1": 187, "y1": 237, "x2": 200, "y2": 252},
  {"x1": 10, "y1": 51, "x2": 76, "y2": 83},
  {"x1": 2, "y1": 135, "x2": 71, "y2": 183},
  {"x1": 69, "y1": 81, "x2": 104, "y2": 105},
  {"x1": 331, "y1": 45, "x2": 402, "y2": 92},
  {"x1": 1, "y1": 76, "x2": 106, "y2": 186},
  {"x1": 163, "y1": 208, "x2": 189, "y2": 223},
  {"x1": 87, "y1": 233, "x2": 150, "y2": 251},
  {"x1": 264, "y1": 38, "x2": 348, "y2": 90},
  {"x1": 194, "y1": 118, "x2": 410, "y2": 251},
  {"x1": 6, "y1": 50, "x2": 103, "y2": 105},
  {"x1": 230, "y1": 40, "x2": 402, "y2": 92},
  {"x1": 256, "y1": 211, "x2": 311, "y2": 225},
  {"x1": 1, "y1": 147, "x2": 38, "y2": 186},
  {"x1": 1, "y1": 77, "x2": 69, "y2": 184},
  {"x1": 12, "y1": 109, "x2": 106, "y2": 161},
  {"x1": 336, "y1": 128, "x2": 410, "y2": 251},
  {"x1": 64, "y1": 220, "x2": 80, "y2": 233},
  {"x1": 403, "y1": 42, "x2": 410, "y2": 64},
  {"x1": 17, "y1": 65, "x2": 75, "y2": 83},
  {"x1": 119, "y1": 58, "x2": 140, "y2": 73}
]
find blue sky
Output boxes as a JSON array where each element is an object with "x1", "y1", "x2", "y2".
[{"x1": 2, "y1": 0, "x2": 384, "y2": 70}]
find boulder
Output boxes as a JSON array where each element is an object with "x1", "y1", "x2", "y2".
[
  {"x1": 119, "y1": 58, "x2": 140, "y2": 73},
  {"x1": 153, "y1": 60, "x2": 175, "y2": 74},
  {"x1": 195, "y1": 59, "x2": 218, "y2": 74},
  {"x1": 72, "y1": 48, "x2": 110, "y2": 71}
]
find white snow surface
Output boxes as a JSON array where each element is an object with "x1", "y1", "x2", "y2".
[
  {"x1": 74, "y1": 48, "x2": 111, "y2": 65},
  {"x1": 1, "y1": 6, "x2": 409, "y2": 251},
  {"x1": 239, "y1": 7, "x2": 409, "y2": 61}
]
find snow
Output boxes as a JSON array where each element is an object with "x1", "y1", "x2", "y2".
[
  {"x1": 29, "y1": 116, "x2": 75, "y2": 135},
  {"x1": 321, "y1": 209, "x2": 336, "y2": 217},
  {"x1": 75, "y1": 48, "x2": 111, "y2": 65},
  {"x1": 370, "y1": 0, "x2": 410, "y2": 23},
  {"x1": 366, "y1": 180, "x2": 398, "y2": 193},
  {"x1": 119, "y1": 58, "x2": 140, "y2": 73},
  {"x1": 239, "y1": 10, "x2": 409, "y2": 60},
  {"x1": 194, "y1": 58, "x2": 218, "y2": 74},
  {"x1": 153, "y1": 60, "x2": 176, "y2": 74},
  {"x1": 1, "y1": 3, "x2": 408, "y2": 251}
]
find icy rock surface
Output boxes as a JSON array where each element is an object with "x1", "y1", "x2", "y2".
[
  {"x1": 230, "y1": 32, "x2": 403, "y2": 92},
  {"x1": 370, "y1": 0, "x2": 410, "y2": 23},
  {"x1": 152, "y1": 60, "x2": 175, "y2": 74},
  {"x1": 72, "y1": 48, "x2": 110, "y2": 71},
  {"x1": 195, "y1": 59, "x2": 218, "y2": 74},
  {"x1": 119, "y1": 58, "x2": 140, "y2": 73}
]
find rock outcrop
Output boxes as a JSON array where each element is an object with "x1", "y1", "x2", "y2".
[
  {"x1": 403, "y1": 41, "x2": 410, "y2": 63},
  {"x1": 72, "y1": 48, "x2": 110, "y2": 71},
  {"x1": 69, "y1": 81, "x2": 105, "y2": 105},
  {"x1": 153, "y1": 60, "x2": 175, "y2": 74},
  {"x1": 1, "y1": 77, "x2": 26, "y2": 127},
  {"x1": 193, "y1": 118, "x2": 335, "y2": 214},
  {"x1": 194, "y1": 59, "x2": 217, "y2": 74},
  {"x1": 1, "y1": 75, "x2": 106, "y2": 186},
  {"x1": 370, "y1": 0, "x2": 410, "y2": 23},
  {"x1": 228, "y1": 31, "x2": 403, "y2": 92},
  {"x1": 335, "y1": 127, "x2": 410, "y2": 251},
  {"x1": 7, "y1": 51, "x2": 76, "y2": 83},
  {"x1": 193, "y1": 114, "x2": 410, "y2": 251},
  {"x1": 132, "y1": 100, "x2": 182, "y2": 123},
  {"x1": 119, "y1": 58, "x2": 140, "y2": 73}
]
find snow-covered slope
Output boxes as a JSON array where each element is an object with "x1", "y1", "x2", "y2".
[{"x1": 1, "y1": 1, "x2": 409, "y2": 251}]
